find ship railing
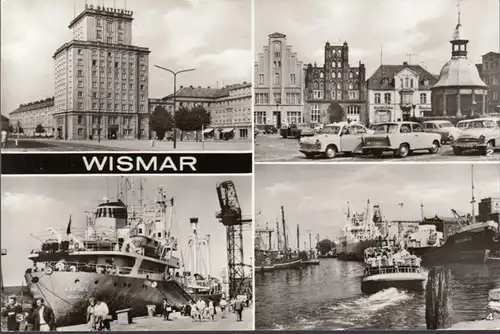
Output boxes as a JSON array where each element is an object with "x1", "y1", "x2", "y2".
[
  {"x1": 26, "y1": 260, "x2": 134, "y2": 276},
  {"x1": 138, "y1": 268, "x2": 163, "y2": 275},
  {"x1": 364, "y1": 264, "x2": 421, "y2": 276}
]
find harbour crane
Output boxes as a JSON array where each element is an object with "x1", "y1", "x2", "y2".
[{"x1": 215, "y1": 181, "x2": 252, "y2": 299}]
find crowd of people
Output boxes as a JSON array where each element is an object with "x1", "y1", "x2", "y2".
[
  {"x1": 364, "y1": 245, "x2": 422, "y2": 269},
  {"x1": 1, "y1": 296, "x2": 56, "y2": 332}
]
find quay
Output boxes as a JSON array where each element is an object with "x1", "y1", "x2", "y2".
[{"x1": 58, "y1": 306, "x2": 254, "y2": 331}]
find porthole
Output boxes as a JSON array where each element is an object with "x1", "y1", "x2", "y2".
[
  {"x1": 94, "y1": 280, "x2": 99, "y2": 285},
  {"x1": 74, "y1": 279, "x2": 80, "y2": 283}
]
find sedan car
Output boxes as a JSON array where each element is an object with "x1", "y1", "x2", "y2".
[
  {"x1": 422, "y1": 120, "x2": 462, "y2": 144},
  {"x1": 451, "y1": 118, "x2": 500, "y2": 155},
  {"x1": 361, "y1": 122, "x2": 441, "y2": 158},
  {"x1": 299, "y1": 122, "x2": 374, "y2": 159}
]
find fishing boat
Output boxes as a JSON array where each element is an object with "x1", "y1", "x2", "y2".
[
  {"x1": 23, "y1": 179, "x2": 193, "y2": 327},
  {"x1": 299, "y1": 227, "x2": 319, "y2": 265},
  {"x1": 361, "y1": 243, "x2": 426, "y2": 294},
  {"x1": 406, "y1": 224, "x2": 444, "y2": 257},
  {"x1": 338, "y1": 200, "x2": 383, "y2": 261},
  {"x1": 254, "y1": 206, "x2": 302, "y2": 272},
  {"x1": 420, "y1": 166, "x2": 500, "y2": 264},
  {"x1": 182, "y1": 218, "x2": 223, "y2": 306}
]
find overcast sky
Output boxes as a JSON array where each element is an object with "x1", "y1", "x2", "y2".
[
  {"x1": 1, "y1": 0, "x2": 251, "y2": 117},
  {"x1": 255, "y1": 163, "x2": 500, "y2": 248},
  {"x1": 1, "y1": 175, "x2": 252, "y2": 287},
  {"x1": 255, "y1": 0, "x2": 498, "y2": 77}
]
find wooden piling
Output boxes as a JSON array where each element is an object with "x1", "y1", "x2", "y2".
[{"x1": 425, "y1": 266, "x2": 453, "y2": 329}]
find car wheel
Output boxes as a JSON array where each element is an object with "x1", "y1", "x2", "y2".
[
  {"x1": 429, "y1": 140, "x2": 440, "y2": 154},
  {"x1": 453, "y1": 147, "x2": 462, "y2": 155},
  {"x1": 397, "y1": 143, "x2": 409, "y2": 158},
  {"x1": 480, "y1": 140, "x2": 494, "y2": 156},
  {"x1": 373, "y1": 150, "x2": 383, "y2": 159},
  {"x1": 440, "y1": 139, "x2": 446, "y2": 145},
  {"x1": 325, "y1": 145, "x2": 337, "y2": 159},
  {"x1": 304, "y1": 153, "x2": 315, "y2": 159},
  {"x1": 448, "y1": 135, "x2": 454, "y2": 143}
]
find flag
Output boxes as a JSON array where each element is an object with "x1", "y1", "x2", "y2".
[{"x1": 66, "y1": 215, "x2": 72, "y2": 235}]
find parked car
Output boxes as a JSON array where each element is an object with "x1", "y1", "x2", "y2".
[
  {"x1": 451, "y1": 118, "x2": 500, "y2": 155},
  {"x1": 361, "y1": 121, "x2": 441, "y2": 158},
  {"x1": 280, "y1": 124, "x2": 302, "y2": 139},
  {"x1": 300, "y1": 124, "x2": 317, "y2": 137},
  {"x1": 264, "y1": 125, "x2": 278, "y2": 134},
  {"x1": 299, "y1": 122, "x2": 373, "y2": 159},
  {"x1": 422, "y1": 120, "x2": 462, "y2": 144}
]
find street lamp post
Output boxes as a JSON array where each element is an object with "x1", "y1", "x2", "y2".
[{"x1": 154, "y1": 65, "x2": 196, "y2": 149}]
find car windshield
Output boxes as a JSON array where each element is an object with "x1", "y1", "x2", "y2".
[
  {"x1": 438, "y1": 122, "x2": 454, "y2": 128},
  {"x1": 467, "y1": 120, "x2": 495, "y2": 129},
  {"x1": 457, "y1": 122, "x2": 469, "y2": 128},
  {"x1": 374, "y1": 124, "x2": 399, "y2": 134},
  {"x1": 322, "y1": 126, "x2": 341, "y2": 134}
]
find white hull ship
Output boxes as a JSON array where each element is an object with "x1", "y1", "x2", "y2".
[{"x1": 24, "y1": 181, "x2": 193, "y2": 327}]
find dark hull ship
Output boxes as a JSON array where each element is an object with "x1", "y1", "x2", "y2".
[{"x1": 24, "y1": 181, "x2": 193, "y2": 327}]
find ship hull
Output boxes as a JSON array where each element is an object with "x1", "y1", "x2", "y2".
[
  {"x1": 24, "y1": 270, "x2": 193, "y2": 327},
  {"x1": 302, "y1": 259, "x2": 320, "y2": 265},
  {"x1": 337, "y1": 239, "x2": 379, "y2": 261},
  {"x1": 361, "y1": 272, "x2": 426, "y2": 294},
  {"x1": 255, "y1": 259, "x2": 302, "y2": 272},
  {"x1": 419, "y1": 224, "x2": 499, "y2": 265}
]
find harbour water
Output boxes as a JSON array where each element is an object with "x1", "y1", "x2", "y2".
[{"x1": 255, "y1": 258, "x2": 500, "y2": 330}]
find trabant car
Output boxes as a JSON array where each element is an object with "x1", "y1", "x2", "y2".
[
  {"x1": 299, "y1": 122, "x2": 374, "y2": 159},
  {"x1": 361, "y1": 122, "x2": 441, "y2": 158},
  {"x1": 422, "y1": 120, "x2": 462, "y2": 144},
  {"x1": 451, "y1": 118, "x2": 500, "y2": 155}
]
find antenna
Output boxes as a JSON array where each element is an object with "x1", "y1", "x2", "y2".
[
  {"x1": 406, "y1": 53, "x2": 416, "y2": 64},
  {"x1": 380, "y1": 45, "x2": 383, "y2": 66},
  {"x1": 420, "y1": 202, "x2": 424, "y2": 221}
]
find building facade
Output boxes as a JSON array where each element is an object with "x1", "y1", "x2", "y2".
[
  {"x1": 158, "y1": 82, "x2": 252, "y2": 139},
  {"x1": 304, "y1": 41, "x2": 367, "y2": 124},
  {"x1": 481, "y1": 52, "x2": 500, "y2": 115},
  {"x1": 8, "y1": 98, "x2": 55, "y2": 136},
  {"x1": 367, "y1": 62, "x2": 437, "y2": 123},
  {"x1": 430, "y1": 13, "x2": 488, "y2": 117},
  {"x1": 53, "y1": 4, "x2": 150, "y2": 140},
  {"x1": 254, "y1": 32, "x2": 305, "y2": 128}
]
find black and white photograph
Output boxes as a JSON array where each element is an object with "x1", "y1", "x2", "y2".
[
  {"x1": 254, "y1": 163, "x2": 500, "y2": 330},
  {"x1": 253, "y1": 0, "x2": 500, "y2": 162},
  {"x1": 0, "y1": 176, "x2": 253, "y2": 331},
  {"x1": 1, "y1": 0, "x2": 252, "y2": 152}
]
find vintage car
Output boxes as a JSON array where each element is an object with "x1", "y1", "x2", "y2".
[
  {"x1": 280, "y1": 124, "x2": 303, "y2": 139},
  {"x1": 299, "y1": 122, "x2": 374, "y2": 159},
  {"x1": 361, "y1": 122, "x2": 441, "y2": 158},
  {"x1": 422, "y1": 120, "x2": 462, "y2": 144},
  {"x1": 300, "y1": 124, "x2": 317, "y2": 137},
  {"x1": 263, "y1": 125, "x2": 278, "y2": 134},
  {"x1": 451, "y1": 118, "x2": 500, "y2": 155}
]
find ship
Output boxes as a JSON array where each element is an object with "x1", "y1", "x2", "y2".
[
  {"x1": 337, "y1": 200, "x2": 383, "y2": 261},
  {"x1": 297, "y1": 227, "x2": 319, "y2": 265},
  {"x1": 406, "y1": 223, "x2": 444, "y2": 258},
  {"x1": 420, "y1": 166, "x2": 500, "y2": 264},
  {"x1": 255, "y1": 206, "x2": 302, "y2": 272},
  {"x1": 182, "y1": 218, "x2": 223, "y2": 306},
  {"x1": 23, "y1": 179, "x2": 193, "y2": 327}
]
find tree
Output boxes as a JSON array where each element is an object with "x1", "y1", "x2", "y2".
[
  {"x1": 326, "y1": 102, "x2": 345, "y2": 123},
  {"x1": 8, "y1": 125, "x2": 14, "y2": 133},
  {"x1": 35, "y1": 124, "x2": 45, "y2": 133},
  {"x1": 190, "y1": 105, "x2": 212, "y2": 130},
  {"x1": 149, "y1": 106, "x2": 173, "y2": 140}
]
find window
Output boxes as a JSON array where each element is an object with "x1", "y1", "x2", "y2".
[
  {"x1": 349, "y1": 72, "x2": 353, "y2": 79},
  {"x1": 420, "y1": 93, "x2": 427, "y2": 104},
  {"x1": 254, "y1": 111, "x2": 266, "y2": 125},
  {"x1": 122, "y1": 83, "x2": 126, "y2": 90},
  {"x1": 140, "y1": 84, "x2": 145, "y2": 91},
  {"x1": 259, "y1": 74, "x2": 264, "y2": 84},
  {"x1": 77, "y1": 116, "x2": 83, "y2": 124},
  {"x1": 92, "y1": 71, "x2": 97, "y2": 77},
  {"x1": 118, "y1": 21, "x2": 123, "y2": 29},
  {"x1": 77, "y1": 49, "x2": 83, "y2": 55},
  {"x1": 100, "y1": 103, "x2": 104, "y2": 110},
  {"x1": 274, "y1": 73, "x2": 280, "y2": 85},
  {"x1": 77, "y1": 102, "x2": 83, "y2": 109},
  {"x1": 400, "y1": 124, "x2": 411, "y2": 133},
  {"x1": 78, "y1": 81, "x2": 83, "y2": 88},
  {"x1": 140, "y1": 95, "x2": 145, "y2": 101},
  {"x1": 77, "y1": 70, "x2": 83, "y2": 77},
  {"x1": 97, "y1": 30, "x2": 102, "y2": 39},
  {"x1": 129, "y1": 104, "x2": 133, "y2": 111},
  {"x1": 140, "y1": 105, "x2": 145, "y2": 111},
  {"x1": 97, "y1": 19, "x2": 101, "y2": 27},
  {"x1": 107, "y1": 103, "x2": 111, "y2": 110},
  {"x1": 337, "y1": 82, "x2": 341, "y2": 90},
  {"x1": 92, "y1": 92, "x2": 97, "y2": 98},
  {"x1": 107, "y1": 21, "x2": 113, "y2": 32},
  {"x1": 410, "y1": 79, "x2": 414, "y2": 88},
  {"x1": 92, "y1": 81, "x2": 97, "y2": 88},
  {"x1": 77, "y1": 91, "x2": 83, "y2": 98},
  {"x1": 118, "y1": 34, "x2": 123, "y2": 43},
  {"x1": 400, "y1": 78, "x2": 404, "y2": 88},
  {"x1": 107, "y1": 93, "x2": 112, "y2": 98},
  {"x1": 405, "y1": 78, "x2": 409, "y2": 88},
  {"x1": 310, "y1": 105, "x2": 321, "y2": 123},
  {"x1": 348, "y1": 82, "x2": 354, "y2": 90},
  {"x1": 115, "y1": 93, "x2": 119, "y2": 100},
  {"x1": 115, "y1": 104, "x2": 119, "y2": 110},
  {"x1": 123, "y1": 94, "x2": 127, "y2": 100},
  {"x1": 78, "y1": 59, "x2": 83, "y2": 66},
  {"x1": 374, "y1": 93, "x2": 381, "y2": 104},
  {"x1": 337, "y1": 72, "x2": 342, "y2": 79},
  {"x1": 92, "y1": 103, "x2": 97, "y2": 110},
  {"x1": 412, "y1": 123, "x2": 424, "y2": 132},
  {"x1": 384, "y1": 93, "x2": 391, "y2": 104},
  {"x1": 107, "y1": 37, "x2": 112, "y2": 43},
  {"x1": 337, "y1": 61, "x2": 342, "y2": 68}
]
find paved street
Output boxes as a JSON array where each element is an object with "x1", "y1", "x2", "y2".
[
  {"x1": 59, "y1": 306, "x2": 253, "y2": 331},
  {"x1": 255, "y1": 134, "x2": 500, "y2": 162},
  {"x1": 1, "y1": 138, "x2": 252, "y2": 152}
]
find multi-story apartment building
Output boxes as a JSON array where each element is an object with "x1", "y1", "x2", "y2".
[
  {"x1": 8, "y1": 97, "x2": 55, "y2": 136},
  {"x1": 481, "y1": 52, "x2": 500, "y2": 115},
  {"x1": 52, "y1": 4, "x2": 150, "y2": 140},
  {"x1": 366, "y1": 62, "x2": 437, "y2": 123},
  {"x1": 304, "y1": 41, "x2": 367, "y2": 124},
  {"x1": 157, "y1": 82, "x2": 252, "y2": 139},
  {"x1": 254, "y1": 32, "x2": 305, "y2": 128}
]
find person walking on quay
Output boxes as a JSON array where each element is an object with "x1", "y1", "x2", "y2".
[
  {"x1": 208, "y1": 300, "x2": 215, "y2": 322},
  {"x1": 93, "y1": 298, "x2": 111, "y2": 331},
  {"x1": 32, "y1": 298, "x2": 56, "y2": 332},
  {"x1": 219, "y1": 297, "x2": 228, "y2": 319},
  {"x1": 1, "y1": 129, "x2": 8, "y2": 148},
  {"x1": 2, "y1": 295, "x2": 23, "y2": 331},
  {"x1": 24, "y1": 301, "x2": 37, "y2": 331},
  {"x1": 162, "y1": 298, "x2": 173, "y2": 321},
  {"x1": 87, "y1": 298, "x2": 97, "y2": 331},
  {"x1": 233, "y1": 298, "x2": 243, "y2": 322}
]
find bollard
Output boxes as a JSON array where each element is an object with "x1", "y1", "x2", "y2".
[{"x1": 425, "y1": 266, "x2": 452, "y2": 329}]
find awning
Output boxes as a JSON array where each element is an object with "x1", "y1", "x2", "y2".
[
  {"x1": 221, "y1": 128, "x2": 235, "y2": 133},
  {"x1": 203, "y1": 128, "x2": 214, "y2": 133}
]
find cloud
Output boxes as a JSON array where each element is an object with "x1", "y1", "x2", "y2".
[{"x1": 264, "y1": 181, "x2": 297, "y2": 197}]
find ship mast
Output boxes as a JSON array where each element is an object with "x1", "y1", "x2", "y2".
[
  {"x1": 267, "y1": 222, "x2": 272, "y2": 251},
  {"x1": 206, "y1": 233, "x2": 211, "y2": 279},
  {"x1": 470, "y1": 165, "x2": 476, "y2": 224},
  {"x1": 276, "y1": 220, "x2": 281, "y2": 251},
  {"x1": 190, "y1": 218, "x2": 198, "y2": 275},
  {"x1": 281, "y1": 206, "x2": 288, "y2": 253},
  {"x1": 296, "y1": 224, "x2": 300, "y2": 250},
  {"x1": 308, "y1": 229, "x2": 312, "y2": 252}
]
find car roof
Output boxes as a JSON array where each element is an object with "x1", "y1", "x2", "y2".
[
  {"x1": 422, "y1": 120, "x2": 452, "y2": 124},
  {"x1": 374, "y1": 121, "x2": 419, "y2": 125}
]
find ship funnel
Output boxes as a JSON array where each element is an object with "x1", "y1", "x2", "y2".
[{"x1": 190, "y1": 217, "x2": 199, "y2": 232}]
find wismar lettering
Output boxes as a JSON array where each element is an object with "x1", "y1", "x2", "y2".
[{"x1": 82, "y1": 156, "x2": 197, "y2": 172}]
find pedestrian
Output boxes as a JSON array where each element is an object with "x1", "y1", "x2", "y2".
[
  {"x1": 208, "y1": 300, "x2": 215, "y2": 322},
  {"x1": 254, "y1": 129, "x2": 259, "y2": 146},
  {"x1": 1, "y1": 129, "x2": 7, "y2": 148},
  {"x1": 1, "y1": 295, "x2": 23, "y2": 331},
  {"x1": 162, "y1": 298, "x2": 172, "y2": 321},
  {"x1": 87, "y1": 298, "x2": 96, "y2": 331},
  {"x1": 24, "y1": 301, "x2": 37, "y2": 331},
  {"x1": 233, "y1": 298, "x2": 243, "y2": 322},
  {"x1": 93, "y1": 298, "x2": 110, "y2": 331},
  {"x1": 32, "y1": 298, "x2": 56, "y2": 332},
  {"x1": 219, "y1": 297, "x2": 228, "y2": 319}
]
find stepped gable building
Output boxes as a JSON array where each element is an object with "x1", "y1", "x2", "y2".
[
  {"x1": 9, "y1": 97, "x2": 55, "y2": 136},
  {"x1": 480, "y1": 52, "x2": 500, "y2": 115},
  {"x1": 367, "y1": 62, "x2": 437, "y2": 123},
  {"x1": 304, "y1": 41, "x2": 367, "y2": 124},
  {"x1": 159, "y1": 82, "x2": 252, "y2": 139},
  {"x1": 254, "y1": 32, "x2": 305, "y2": 128},
  {"x1": 430, "y1": 9, "x2": 488, "y2": 117},
  {"x1": 53, "y1": 3, "x2": 151, "y2": 140}
]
